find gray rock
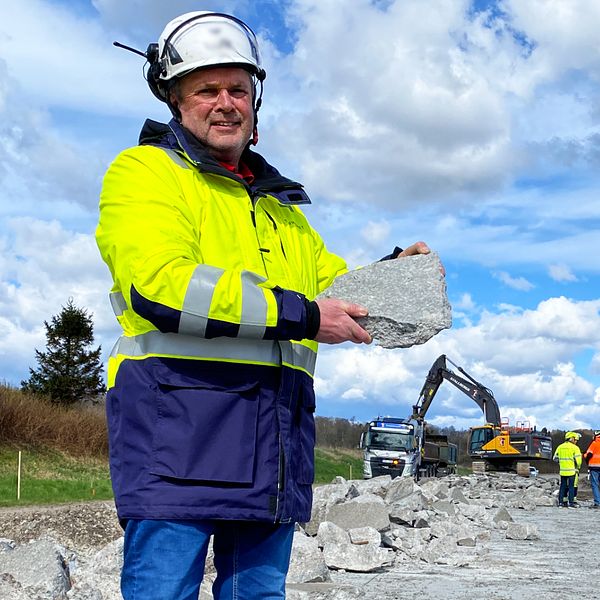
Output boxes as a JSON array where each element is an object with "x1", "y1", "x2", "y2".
[
  {"x1": 0, "y1": 539, "x2": 70, "y2": 599},
  {"x1": 389, "y1": 491, "x2": 429, "y2": 514},
  {"x1": 0, "y1": 574, "x2": 33, "y2": 600},
  {"x1": 457, "y1": 536, "x2": 477, "y2": 547},
  {"x1": 287, "y1": 533, "x2": 331, "y2": 584},
  {"x1": 449, "y1": 487, "x2": 470, "y2": 504},
  {"x1": 318, "y1": 252, "x2": 451, "y2": 348},
  {"x1": 304, "y1": 481, "x2": 355, "y2": 536},
  {"x1": 317, "y1": 522, "x2": 351, "y2": 548},
  {"x1": 505, "y1": 522, "x2": 540, "y2": 540},
  {"x1": 493, "y1": 507, "x2": 514, "y2": 524},
  {"x1": 384, "y1": 477, "x2": 419, "y2": 504},
  {"x1": 68, "y1": 538, "x2": 124, "y2": 600},
  {"x1": 325, "y1": 494, "x2": 390, "y2": 532},
  {"x1": 431, "y1": 500, "x2": 456, "y2": 516},
  {"x1": 322, "y1": 541, "x2": 393, "y2": 573},
  {"x1": 287, "y1": 582, "x2": 364, "y2": 599},
  {"x1": 348, "y1": 476, "x2": 392, "y2": 498},
  {"x1": 348, "y1": 527, "x2": 381, "y2": 546}
]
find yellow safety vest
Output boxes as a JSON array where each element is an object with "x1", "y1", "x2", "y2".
[{"x1": 553, "y1": 441, "x2": 582, "y2": 476}]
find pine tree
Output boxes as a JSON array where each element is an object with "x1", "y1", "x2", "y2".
[{"x1": 21, "y1": 299, "x2": 106, "y2": 405}]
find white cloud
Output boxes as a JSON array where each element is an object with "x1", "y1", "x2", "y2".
[
  {"x1": 360, "y1": 220, "x2": 391, "y2": 248},
  {"x1": 454, "y1": 293, "x2": 476, "y2": 311},
  {"x1": 548, "y1": 263, "x2": 578, "y2": 283},
  {"x1": 256, "y1": 0, "x2": 600, "y2": 210},
  {"x1": 0, "y1": 0, "x2": 159, "y2": 118},
  {"x1": 493, "y1": 271, "x2": 534, "y2": 291}
]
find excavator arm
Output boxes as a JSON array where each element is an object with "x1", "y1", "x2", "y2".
[{"x1": 412, "y1": 355, "x2": 501, "y2": 426}]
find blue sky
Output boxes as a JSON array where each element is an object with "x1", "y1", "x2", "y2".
[{"x1": 1, "y1": 0, "x2": 600, "y2": 430}]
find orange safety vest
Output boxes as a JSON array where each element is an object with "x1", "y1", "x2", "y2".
[{"x1": 585, "y1": 438, "x2": 600, "y2": 468}]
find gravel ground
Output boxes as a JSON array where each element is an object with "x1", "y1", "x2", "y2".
[
  {"x1": 0, "y1": 501, "x2": 121, "y2": 554},
  {"x1": 1, "y1": 488, "x2": 599, "y2": 599},
  {"x1": 331, "y1": 502, "x2": 600, "y2": 599}
]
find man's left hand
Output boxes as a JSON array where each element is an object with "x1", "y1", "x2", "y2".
[
  {"x1": 397, "y1": 241, "x2": 445, "y2": 276},
  {"x1": 396, "y1": 241, "x2": 430, "y2": 257}
]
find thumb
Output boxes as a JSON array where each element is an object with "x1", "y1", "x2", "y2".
[{"x1": 345, "y1": 302, "x2": 369, "y2": 318}]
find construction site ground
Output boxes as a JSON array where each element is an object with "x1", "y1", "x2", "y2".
[
  {"x1": 331, "y1": 496, "x2": 600, "y2": 600},
  {"x1": 0, "y1": 478, "x2": 599, "y2": 599}
]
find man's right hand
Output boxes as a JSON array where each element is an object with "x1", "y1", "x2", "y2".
[{"x1": 314, "y1": 297, "x2": 372, "y2": 345}]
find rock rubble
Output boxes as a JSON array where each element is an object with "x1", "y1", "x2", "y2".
[{"x1": 0, "y1": 473, "x2": 561, "y2": 599}]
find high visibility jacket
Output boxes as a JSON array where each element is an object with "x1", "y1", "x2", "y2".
[
  {"x1": 584, "y1": 438, "x2": 600, "y2": 469},
  {"x1": 96, "y1": 119, "x2": 347, "y2": 524},
  {"x1": 553, "y1": 441, "x2": 582, "y2": 476}
]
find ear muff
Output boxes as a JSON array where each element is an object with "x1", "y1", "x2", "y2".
[{"x1": 145, "y1": 43, "x2": 169, "y2": 101}]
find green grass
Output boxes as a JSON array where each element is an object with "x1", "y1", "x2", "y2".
[
  {"x1": 0, "y1": 447, "x2": 113, "y2": 507},
  {"x1": 314, "y1": 447, "x2": 363, "y2": 484},
  {"x1": 0, "y1": 445, "x2": 365, "y2": 506},
  {"x1": 0, "y1": 445, "x2": 423, "y2": 506}
]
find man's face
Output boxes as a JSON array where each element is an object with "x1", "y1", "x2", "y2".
[{"x1": 172, "y1": 67, "x2": 254, "y2": 166}]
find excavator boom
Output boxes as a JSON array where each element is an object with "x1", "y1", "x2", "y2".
[
  {"x1": 413, "y1": 355, "x2": 501, "y2": 426},
  {"x1": 413, "y1": 355, "x2": 553, "y2": 473}
]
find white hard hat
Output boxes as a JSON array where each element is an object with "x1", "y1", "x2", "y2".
[{"x1": 157, "y1": 11, "x2": 265, "y2": 84}]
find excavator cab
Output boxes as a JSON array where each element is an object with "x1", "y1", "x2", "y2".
[{"x1": 468, "y1": 424, "x2": 498, "y2": 454}]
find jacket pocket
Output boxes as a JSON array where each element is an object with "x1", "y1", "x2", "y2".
[
  {"x1": 293, "y1": 385, "x2": 316, "y2": 485},
  {"x1": 151, "y1": 377, "x2": 259, "y2": 484}
]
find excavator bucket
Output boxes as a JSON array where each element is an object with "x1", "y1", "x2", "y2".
[{"x1": 481, "y1": 432, "x2": 520, "y2": 455}]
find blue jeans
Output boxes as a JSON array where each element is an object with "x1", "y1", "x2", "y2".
[
  {"x1": 590, "y1": 469, "x2": 600, "y2": 506},
  {"x1": 559, "y1": 475, "x2": 576, "y2": 506},
  {"x1": 122, "y1": 520, "x2": 295, "y2": 600}
]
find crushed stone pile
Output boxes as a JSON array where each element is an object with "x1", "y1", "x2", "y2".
[{"x1": 0, "y1": 474, "x2": 563, "y2": 599}]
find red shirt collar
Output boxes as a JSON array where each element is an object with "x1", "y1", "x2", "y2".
[{"x1": 219, "y1": 160, "x2": 255, "y2": 184}]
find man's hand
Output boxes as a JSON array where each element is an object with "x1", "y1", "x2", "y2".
[
  {"x1": 314, "y1": 297, "x2": 372, "y2": 345},
  {"x1": 397, "y1": 240, "x2": 445, "y2": 276},
  {"x1": 397, "y1": 241, "x2": 431, "y2": 257}
]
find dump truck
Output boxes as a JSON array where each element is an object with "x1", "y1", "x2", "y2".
[
  {"x1": 360, "y1": 416, "x2": 457, "y2": 479},
  {"x1": 416, "y1": 355, "x2": 553, "y2": 473}
]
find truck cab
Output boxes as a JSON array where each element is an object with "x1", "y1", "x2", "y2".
[{"x1": 360, "y1": 418, "x2": 418, "y2": 479}]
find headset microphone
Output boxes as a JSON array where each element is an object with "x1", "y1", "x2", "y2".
[
  {"x1": 113, "y1": 41, "x2": 166, "y2": 101},
  {"x1": 113, "y1": 41, "x2": 148, "y2": 58}
]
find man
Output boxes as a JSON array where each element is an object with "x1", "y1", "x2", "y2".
[
  {"x1": 553, "y1": 431, "x2": 582, "y2": 508},
  {"x1": 560, "y1": 431, "x2": 582, "y2": 506},
  {"x1": 584, "y1": 430, "x2": 600, "y2": 509},
  {"x1": 97, "y1": 12, "x2": 432, "y2": 600}
]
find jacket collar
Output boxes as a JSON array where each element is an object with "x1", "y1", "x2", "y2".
[{"x1": 138, "y1": 119, "x2": 310, "y2": 204}]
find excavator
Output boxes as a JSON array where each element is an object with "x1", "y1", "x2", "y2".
[{"x1": 412, "y1": 355, "x2": 553, "y2": 474}]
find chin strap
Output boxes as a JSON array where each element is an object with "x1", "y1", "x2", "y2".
[{"x1": 251, "y1": 79, "x2": 264, "y2": 146}]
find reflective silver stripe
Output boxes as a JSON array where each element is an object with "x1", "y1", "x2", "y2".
[
  {"x1": 109, "y1": 292, "x2": 127, "y2": 317},
  {"x1": 110, "y1": 332, "x2": 316, "y2": 376},
  {"x1": 238, "y1": 271, "x2": 268, "y2": 338},
  {"x1": 280, "y1": 342, "x2": 317, "y2": 376},
  {"x1": 111, "y1": 330, "x2": 281, "y2": 365},
  {"x1": 179, "y1": 265, "x2": 224, "y2": 336},
  {"x1": 180, "y1": 267, "x2": 269, "y2": 339},
  {"x1": 163, "y1": 148, "x2": 190, "y2": 169}
]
